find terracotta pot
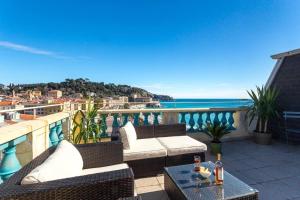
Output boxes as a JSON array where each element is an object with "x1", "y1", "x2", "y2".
[
  {"x1": 253, "y1": 131, "x2": 272, "y2": 145},
  {"x1": 210, "y1": 142, "x2": 222, "y2": 155}
]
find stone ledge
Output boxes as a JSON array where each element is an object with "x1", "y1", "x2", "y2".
[{"x1": 0, "y1": 112, "x2": 72, "y2": 144}]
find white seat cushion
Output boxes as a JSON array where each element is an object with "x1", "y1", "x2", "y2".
[
  {"x1": 119, "y1": 122, "x2": 137, "y2": 149},
  {"x1": 157, "y1": 136, "x2": 207, "y2": 156},
  {"x1": 21, "y1": 140, "x2": 83, "y2": 185},
  {"x1": 124, "y1": 138, "x2": 167, "y2": 161},
  {"x1": 81, "y1": 163, "x2": 129, "y2": 176}
]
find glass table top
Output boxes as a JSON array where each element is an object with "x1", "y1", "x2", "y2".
[{"x1": 164, "y1": 162, "x2": 258, "y2": 200}]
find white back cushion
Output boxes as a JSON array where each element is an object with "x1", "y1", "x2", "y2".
[
  {"x1": 21, "y1": 140, "x2": 83, "y2": 185},
  {"x1": 119, "y1": 121, "x2": 137, "y2": 149}
]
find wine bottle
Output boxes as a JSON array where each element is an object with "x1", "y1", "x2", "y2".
[{"x1": 214, "y1": 153, "x2": 224, "y2": 185}]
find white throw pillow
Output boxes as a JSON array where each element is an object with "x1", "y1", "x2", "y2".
[
  {"x1": 119, "y1": 121, "x2": 137, "y2": 149},
  {"x1": 21, "y1": 140, "x2": 83, "y2": 185}
]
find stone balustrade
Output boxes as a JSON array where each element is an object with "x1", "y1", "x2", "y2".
[
  {"x1": 0, "y1": 112, "x2": 72, "y2": 183},
  {"x1": 0, "y1": 107, "x2": 250, "y2": 183},
  {"x1": 98, "y1": 107, "x2": 249, "y2": 139}
]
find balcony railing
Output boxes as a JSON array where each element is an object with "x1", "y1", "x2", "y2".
[
  {"x1": 0, "y1": 112, "x2": 71, "y2": 183},
  {"x1": 0, "y1": 106, "x2": 249, "y2": 183},
  {"x1": 98, "y1": 107, "x2": 246, "y2": 134}
]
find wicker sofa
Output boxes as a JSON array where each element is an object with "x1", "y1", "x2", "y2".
[
  {"x1": 0, "y1": 142, "x2": 134, "y2": 200},
  {"x1": 122, "y1": 124, "x2": 207, "y2": 178}
]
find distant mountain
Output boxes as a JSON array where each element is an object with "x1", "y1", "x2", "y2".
[{"x1": 0, "y1": 78, "x2": 173, "y2": 101}]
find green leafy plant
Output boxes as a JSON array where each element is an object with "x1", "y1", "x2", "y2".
[
  {"x1": 72, "y1": 98, "x2": 99, "y2": 144},
  {"x1": 204, "y1": 122, "x2": 230, "y2": 143},
  {"x1": 123, "y1": 103, "x2": 130, "y2": 109},
  {"x1": 247, "y1": 86, "x2": 279, "y2": 133}
]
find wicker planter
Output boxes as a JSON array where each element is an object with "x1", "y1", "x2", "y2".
[
  {"x1": 253, "y1": 131, "x2": 272, "y2": 145},
  {"x1": 210, "y1": 142, "x2": 222, "y2": 155}
]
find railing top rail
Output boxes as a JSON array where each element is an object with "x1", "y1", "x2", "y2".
[
  {"x1": 283, "y1": 111, "x2": 300, "y2": 119},
  {"x1": 0, "y1": 104, "x2": 64, "y2": 113},
  {"x1": 283, "y1": 111, "x2": 300, "y2": 115},
  {"x1": 0, "y1": 112, "x2": 71, "y2": 145},
  {"x1": 98, "y1": 107, "x2": 247, "y2": 114}
]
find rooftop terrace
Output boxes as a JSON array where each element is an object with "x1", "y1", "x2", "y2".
[
  {"x1": 137, "y1": 139, "x2": 300, "y2": 200},
  {"x1": 0, "y1": 105, "x2": 298, "y2": 200}
]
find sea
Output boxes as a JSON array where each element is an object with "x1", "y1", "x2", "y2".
[
  {"x1": 159, "y1": 99, "x2": 252, "y2": 124},
  {"x1": 160, "y1": 98, "x2": 252, "y2": 109}
]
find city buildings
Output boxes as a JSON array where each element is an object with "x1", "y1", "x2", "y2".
[{"x1": 48, "y1": 90, "x2": 63, "y2": 99}]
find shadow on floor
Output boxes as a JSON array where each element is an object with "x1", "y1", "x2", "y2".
[{"x1": 139, "y1": 190, "x2": 169, "y2": 200}]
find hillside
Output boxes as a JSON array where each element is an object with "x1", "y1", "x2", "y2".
[{"x1": 0, "y1": 78, "x2": 173, "y2": 101}]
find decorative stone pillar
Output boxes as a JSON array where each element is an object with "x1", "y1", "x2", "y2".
[
  {"x1": 180, "y1": 113, "x2": 187, "y2": 124},
  {"x1": 133, "y1": 113, "x2": 140, "y2": 126},
  {"x1": 188, "y1": 112, "x2": 195, "y2": 132},
  {"x1": 197, "y1": 112, "x2": 203, "y2": 131},
  {"x1": 221, "y1": 112, "x2": 227, "y2": 126},
  {"x1": 56, "y1": 120, "x2": 64, "y2": 141},
  {"x1": 122, "y1": 113, "x2": 129, "y2": 126},
  {"x1": 112, "y1": 113, "x2": 120, "y2": 135},
  {"x1": 100, "y1": 114, "x2": 108, "y2": 137},
  {"x1": 0, "y1": 135, "x2": 27, "y2": 182},
  {"x1": 214, "y1": 112, "x2": 220, "y2": 124},
  {"x1": 49, "y1": 123, "x2": 59, "y2": 146},
  {"x1": 153, "y1": 113, "x2": 160, "y2": 125},
  {"x1": 228, "y1": 111, "x2": 235, "y2": 130},
  {"x1": 143, "y1": 113, "x2": 150, "y2": 125}
]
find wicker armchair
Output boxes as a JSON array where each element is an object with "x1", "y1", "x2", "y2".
[{"x1": 0, "y1": 142, "x2": 134, "y2": 200}]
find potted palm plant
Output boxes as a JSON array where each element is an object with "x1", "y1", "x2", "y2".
[
  {"x1": 72, "y1": 98, "x2": 100, "y2": 144},
  {"x1": 247, "y1": 86, "x2": 279, "y2": 145},
  {"x1": 204, "y1": 122, "x2": 230, "y2": 155}
]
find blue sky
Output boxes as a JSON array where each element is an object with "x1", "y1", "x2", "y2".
[{"x1": 0, "y1": 0, "x2": 300, "y2": 98}]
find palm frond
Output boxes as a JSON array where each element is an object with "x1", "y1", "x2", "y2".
[
  {"x1": 71, "y1": 98, "x2": 100, "y2": 144},
  {"x1": 247, "y1": 85, "x2": 280, "y2": 133},
  {"x1": 204, "y1": 122, "x2": 231, "y2": 143}
]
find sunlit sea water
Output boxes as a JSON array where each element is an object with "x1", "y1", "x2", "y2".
[
  {"x1": 160, "y1": 98, "x2": 252, "y2": 109},
  {"x1": 160, "y1": 99, "x2": 252, "y2": 124}
]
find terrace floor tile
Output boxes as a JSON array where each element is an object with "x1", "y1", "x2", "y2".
[
  {"x1": 135, "y1": 177, "x2": 160, "y2": 188},
  {"x1": 136, "y1": 185, "x2": 163, "y2": 194},
  {"x1": 135, "y1": 139, "x2": 300, "y2": 200}
]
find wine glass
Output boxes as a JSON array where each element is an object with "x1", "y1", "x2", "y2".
[{"x1": 194, "y1": 155, "x2": 201, "y2": 171}]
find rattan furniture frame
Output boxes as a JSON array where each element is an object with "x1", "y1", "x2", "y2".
[
  {"x1": 0, "y1": 142, "x2": 134, "y2": 200},
  {"x1": 124, "y1": 124, "x2": 206, "y2": 178}
]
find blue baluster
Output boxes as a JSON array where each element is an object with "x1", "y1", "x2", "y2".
[
  {"x1": 213, "y1": 112, "x2": 220, "y2": 124},
  {"x1": 0, "y1": 135, "x2": 27, "y2": 182},
  {"x1": 205, "y1": 112, "x2": 212, "y2": 124},
  {"x1": 153, "y1": 113, "x2": 160, "y2": 125},
  {"x1": 100, "y1": 114, "x2": 108, "y2": 137},
  {"x1": 143, "y1": 113, "x2": 150, "y2": 125},
  {"x1": 228, "y1": 111, "x2": 235, "y2": 130},
  {"x1": 133, "y1": 113, "x2": 140, "y2": 126},
  {"x1": 197, "y1": 112, "x2": 204, "y2": 131},
  {"x1": 188, "y1": 112, "x2": 195, "y2": 132},
  {"x1": 111, "y1": 113, "x2": 120, "y2": 137},
  {"x1": 49, "y1": 123, "x2": 59, "y2": 146},
  {"x1": 221, "y1": 112, "x2": 227, "y2": 126},
  {"x1": 112, "y1": 113, "x2": 120, "y2": 129},
  {"x1": 180, "y1": 112, "x2": 187, "y2": 124},
  {"x1": 56, "y1": 120, "x2": 64, "y2": 141},
  {"x1": 122, "y1": 113, "x2": 129, "y2": 126}
]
